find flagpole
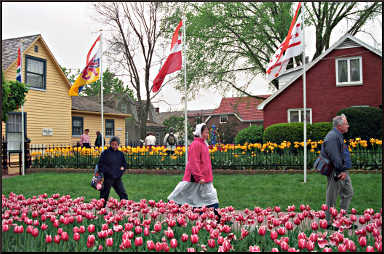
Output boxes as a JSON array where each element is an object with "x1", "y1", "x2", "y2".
[
  {"x1": 183, "y1": 16, "x2": 188, "y2": 165},
  {"x1": 302, "y1": 4, "x2": 307, "y2": 183},
  {"x1": 100, "y1": 30, "x2": 104, "y2": 151},
  {"x1": 20, "y1": 39, "x2": 25, "y2": 176}
]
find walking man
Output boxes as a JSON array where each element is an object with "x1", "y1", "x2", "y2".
[
  {"x1": 320, "y1": 114, "x2": 355, "y2": 230},
  {"x1": 97, "y1": 136, "x2": 128, "y2": 207},
  {"x1": 163, "y1": 128, "x2": 178, "y2": 155}
]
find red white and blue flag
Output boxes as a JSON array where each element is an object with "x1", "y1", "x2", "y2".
[
  {"x1": 266, "y1": 2, "x2": 303, "y2": 82},
  {"x1": 16, "y1": 47, "x2": 22, "y2": 82},
  {"x1": 152, "y1": 20, "x2": 183, "y2": 93}
]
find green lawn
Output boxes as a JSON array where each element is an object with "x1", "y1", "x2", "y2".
[{"x1": 2, "y1": 172, "x2": 382, "y2": 213}]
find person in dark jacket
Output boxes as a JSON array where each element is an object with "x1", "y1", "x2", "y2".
[
  {"x1": 94, "y1": 131, "x2": 105, "y2": 148},
  {"x1": 98, "y1": 136, "x2": 128, "y2": 206},
  {"x1": 320, "y1": 114, "x2": 355, "y2": 230}
]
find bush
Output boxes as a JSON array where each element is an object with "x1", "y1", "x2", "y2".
[
  {"x1": 263, "y1": 122, "x2": 304, "y2": 143},
  {"x1": 309, "y1": 122, "x2": 333, "y2": 141},
  {"x1": 234, "y1": 125, "x2": 263, "y2": 144},
  {"x1": 337, "y1": 106, "x2": 382, "y2": 140}
]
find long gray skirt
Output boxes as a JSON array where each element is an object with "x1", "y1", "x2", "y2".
[{"x1": 167, "y1": 181, "x2": 219, "y2": 207}]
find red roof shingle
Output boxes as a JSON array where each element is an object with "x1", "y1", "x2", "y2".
[{"x1": 213, "y1": 95, "x2": 270, "y2": 121}]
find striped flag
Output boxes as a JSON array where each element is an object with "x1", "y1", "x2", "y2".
[
  {"x1": 152, "y1": 20, "x2": 183, "y2": 93},
  {"x1": 69, "y1": 36, "x2": 102, "y2": 96},
  {"x1": 266, "y1": 2, "x2": 303, "y2": 82},
  {"x1": 16, "y1": 47, "x2": 22, "y2": 82}
]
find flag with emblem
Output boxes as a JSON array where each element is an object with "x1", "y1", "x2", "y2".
[{"x1": 16, "y1": 47, "x2": 22, "y2": 82}]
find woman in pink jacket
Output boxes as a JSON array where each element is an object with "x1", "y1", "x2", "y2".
[{"x1": 168, "y1": 123, "x2": 220, "y2": 219}]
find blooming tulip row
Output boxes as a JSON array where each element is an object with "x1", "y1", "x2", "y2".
[
  {"x1": 30, "y1": 138, "x2": 382, "y2": 169},
  {"x1": 2, "y1": 192, "x2": 382, "y2": 252}
]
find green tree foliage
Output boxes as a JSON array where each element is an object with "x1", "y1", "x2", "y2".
[
  {"x1": 1, "y1": 72, "x2": 29, "y2": 122},
  {"x1": 337, "y1": 106, "x2": 382, "y2": 140},
  {"x1": 163, "y1": 115, "x2": 194, "y2": 143},
  {"x1": 161, "y1": 2, "x2": 381, "y2": 95},
  {"x1": 235, "y1": 125, "x2": 264, "y2": 144}
]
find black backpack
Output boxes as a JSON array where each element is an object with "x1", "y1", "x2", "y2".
[{"x1": 167, "y1": 133, "x2": 176, "y2": 146}]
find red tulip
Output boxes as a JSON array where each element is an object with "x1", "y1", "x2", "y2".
[
  {"x1": 351, "y1": 208, "x2": 357, "y2": 214},
  {"x1": 285, "y1": 221, "x2": 293, "y2": 231},
  {"x1": 330, "y1": 207, "x2": 338, "y2": 217},
  {"x1": 27, "y1": 225, "x2": 33, "y2": 234},
  {"x1": 191, "y1": 234, "x2": 199, "y2": 244},
  {"x1": 154, "y1": 222, "x2": 162, "y2": 232},
  {"x1": 366, "y1": 246, "x2": 375, "y2": 252},
  {"x1": 280, "y1": 241, "x2": 289, "y2": 251},
  {"x1": 271, "y1": 248, "x2": 279, "y2": 252},
  {"x1": 338, "y1": 243, "x2": 347, "y2": 252},
  {"x1": 87, "y1": 234, "x2": 95, "y2": 244},
  {"x1": 306, "y1": 240, "x2": 315, "y2": 251},
  {"x1": 102, "y1": 223, "x2": 109, "y2": 231},
  {"x1": 135, "y1": 236, "x2": 143, "y2": 247},
  {"x1": 277, "y1": 227, "x2": 286, "y2": 235},
  {"x1": 359, "y1": 216, "x2": 366, "y2": 224},
  {"x1": 311, "y1": 221, "x2": 318, "y2": 230},
  {"x1": 322, "y1": 247, "x2": 333, "y2": 252},
  {"x1": 61, "y1": 231, "x2": 69, "y2": 241},
  {"x1": 79, "y1": 225, "x2": 85, "y2": 233},
  {"x1": 135, "y1": 226, "x2": 142, "y2": 234},
  {"x1": 274, "y1": 206, "x2": 281, "y2": 213},
  {"x1": 208, "y1": 239, "x2": 216, "y2": 248},
  {"x1": 54, "y1": 235, "x2": 61, "y2": 244},
  {"x1": 346, "y1": 239, "x2": 356, "y2": 251},
  {"x1": 73, "y1": 232, "x2": 80, "y2": 241},
  {"x1": 98, "y1": 245, "x2": 103, "y2": 251},
  {"x1": 165, "y1": 228, "x2": 174, "y2": 239},
  {"x1": 309, "y1": 232, "x2": 318, "y2": 243},
  {"x1": 319, "y1": 219, "x2": 328, "y2": 229},
  {"x1": 106, "y1": 237, "x2": 113, "y2": 247},
  {"x1": 170, "y1": 238, "x2": 178, "y2": 248},
  {"x1": 288, "y1": 247, "x2": 297, "y2": 252},
  {"x1": 2, "y1": 224, "x2": 9, "y2": 232},
  {"x1": 88, "y1": 224, "x2": 95, "y2": 233},
  {"x1": 257, "y1": 215, "x2": 264, "y2": 223},
  {"x1": 123, "y1": 239, "x2": 132, "y2": 249},
  {"x1": 192, "y1": 225, "x2": 199, "y2": 235},
  {"x1": 298, "y1": 239, "x2": 306, "y2": 249},
  {"x1": 258, "y1": 226, "x2": 266, "y2": 236},
  {"x1": 270, "y1": 230, "x2": 278, "y2": 240},
  {"x1": 76, "y1": 215, "x2": 83, "y2": 223},
  {"x1": 57, "y1": 228, "x2": 63, "y2": 235},
  {"x1": 249, "y1": 245, "x2": 261, "y2": 252},
  {"x1": 294, "y1": 217, "x2": 301, "y2": 225},
  {"x1": 162, "y1": 242, "x2": 170, "y2": 252},
  {"x1": 187, "y1": 248, "x2": 195, "y2": 252},
  {"x1": 147, "y1": 240, "x2": 155, "y2": 250},
  {"x1": 45, "y1": 234, "x2": 52, "y2": 243},
  {"x1": 32, "y1": 228, "x2": 39, "y2": 238},
  {"x1": 125, "y1": 223, "x2": 134, "y2": 231},
  {"x1": 359, "y1": 236, "x2": 367, "y2": 247},
  {"x1": 241, "y1": 228, "x2": 249, "y2": 239},
  {"x1": 181, "y1": 233, "x2": 189, "y2": 242},
  {"x1": 155, "y1": 242, "x2": 163, "y2": 252}
]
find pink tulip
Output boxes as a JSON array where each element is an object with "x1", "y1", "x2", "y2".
[
  {"x1": 104, "y1": 237, "x2": 112, "y2": 247},
  {"x1": 375, "y1": 241, "x2": 382, "y2": 252},
  {"x1": 300, "y1": 204, "x2": 306, "y2": 211},
  {"x1": 2, "y1": 224, "x2": 9, "y2": 232},
  {"x1": 280, "y1": 241, "x2": 289, "y2": 251},
  {"x1": 338, "y1": 243, "x2": 347, "y2": 252},
  {"x1": 165, "y1": 228, "x2": 174, "y2": 239},
  {"x1": 187, "y1": 248, "x2": 196, "y2": 252},
  {"x1": 274, "y1": 206, "x2": 281, "y2": 213},
  {"x1": 154, "y1": 222, "x2": 162, "y2": 232},
  {"x1": 288, "y1": 247, "x2": 297, "y2": 252},
  {"x1": 98, "y1": 245, "x2": 103, "y2": 251},
  {"x1": 191, "y1": 234, "x2": 199, "y2": 244},
  {"x1": 88, "y1": 224, "x2": 95, "y2": 233},
  {"x1": 181, "y1": 233, "x2": 189, "y2": 242},
  {"x1": 155, "y1": 242, "x2": 162, "y2": 252},
  {"x1": 32, "y1": 228, "x2": 39, "y2": 238},
  {"x1": 87, "y1": 234, "x2": 95, "y2": 244},
  {"x1": 258, "y1": 226, "x2": 266, "y2": 236},
  {"x1": 125, "y1": 223, "x2": 134, "y2": 231},
  {"x1": 322, "y1": 247, "x2": 333, "y2": 252},
  {"x1": 57, "y1": 228, "x2": 63, "y2": 234},
  {"x1": 123, "y1": 239, "x2": 132, "y2": 249},
  {"x1": 192, "y1": 225, "x2": 199, "y2": 234},
  {"x1": 319, "y1": 219, "x2": 328, "y2": 229},
  {"x1": 330, "y1": 207, "x2": 338, "y2": 217},
  {"x1": 73, "y1": 232, "x2": 80, "y2": 241},
  {"x1": 271, "y1": 248, "x2": 279, "y2": 252},
  {"x1": 359, "y1": 236, "x2": 367, "y2": 247},
  {"x1": 285, "y1": 221, "x2": 293, "y2": 231},
  {"x1": 351, "y1": 208, "x2": 357, "y2": 214},
  {"x1": 298, "y1": 239, "x2": 306, "y2": 249},
  {"x1": 294, "y1": 217, "x2": 301, "y2": 225},
  {"x1": 241, "y1": 228, "x2": 249, "y2": 239},
  {"x1": 135, "y1": 226, "x2": 142, "y2": 234},
  {"x1": 359, "y1": 216, "x2": 366, "y2": 224},
  {"x1": 249, "y1": 245, "x2": 261, "y2": 252},
  {"x1": 208, "y1": 239, "x2": 216, "y2": 248},
  {"x1": 366, "y1": 246, "x2": 375, "y2": 252},
  {"x1": 311, "y1": 221, "x2": 319, "y2": 230},
  {"x1": 162, "y1": 242, "x2": 170, "y2": 252},
  {"x1": 135, "y1": 236, "x2": 143, "y2": 247},
  {"x1": 306, "y1": 240, "x2": 315, "y2": 251},
  {"x1": 61, "y1": 231, "x2": 69, "y2": 241},
  {"x1": 270, "y1": 230, "x2": 278, "y2": 240},
  {"x1": 54, "y1": 235, "x2": 61, "y2": 244},
  {"x1": 45, "y1": 234, "x2": 52, "y2": 243},
  {"x1": 257, "y1": 215, "x2": 264, "y2": 223},
  {"x1": 170, "y1": 238, "x2": 178, "y2": 248},
  {"x1": 147, "y1": 240, "x2": 155, "y2": 250},
  {"x1": 277, "y1": 227, "x2": 286, "y2": 235},
  {"x1": 79, "y1": 225, "x2": 85, "y2": 233},
  {"x1": 102, "y1": 223, "x2": 109, "y2": 231}
]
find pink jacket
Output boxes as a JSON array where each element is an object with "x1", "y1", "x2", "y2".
[{"x1": 182, "y1": 137, "x2": 213, "y2": 183}]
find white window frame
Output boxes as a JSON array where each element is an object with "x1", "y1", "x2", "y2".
[
  {"x1": 335, "y1": 56, "x2": 363, "y2": 86},
  {"x1": 220, "y1": 115, "x2": 228, "y2": 124},
  {"x1": 287, "y1": 108, "x2": 312, "y2": 123}
]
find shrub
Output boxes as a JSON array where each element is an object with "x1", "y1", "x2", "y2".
[
  {"x1": 309, "y1": 122, "x2": 333, "y2": 141},
  {"x1": 234, "y1": 125, "x2": 263, "y2": 144},
  {"x1": 337, "y1": 106, "x2": 382, "y2": 140},
  {"x1": 263, "y1": 122, "x2": 304, "y2": 143}
]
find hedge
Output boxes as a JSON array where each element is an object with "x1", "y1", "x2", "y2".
[{"x1": 234, "y1": 125, "x2": 264, "y2": 144}]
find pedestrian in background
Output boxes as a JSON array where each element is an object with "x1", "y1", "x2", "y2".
[
  {"x1": 94, "y1": 131, "x2": 105, "y2": 148},
  {"x1": 144, "y1": 132, "x2": 157, "y2": 149},
  {"x1": 80, "y1": 129, "x2": 91, "y2": 148},
  {"x1": 163, "y1": 127, "x2": 178, "y2": 155}
]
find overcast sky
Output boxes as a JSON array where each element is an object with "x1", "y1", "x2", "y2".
[{"x1": 2, "y1": 2, "x2": 382, "y2": 112}]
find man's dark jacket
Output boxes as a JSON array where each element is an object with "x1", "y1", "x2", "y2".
[
  {"x1": 320, "y1": 128, "x2": 346, "y2": 174},
  {"x1": 98, "y1": 147, "x2": 127, "y2": 179}
]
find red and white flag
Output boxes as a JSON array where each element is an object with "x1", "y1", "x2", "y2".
[
  {"x1": 266, "y1": 2, "x2": 303, "y2": 82},
  {"x1": 152, "y1": 20, "x2": 183, "y2": 93}
]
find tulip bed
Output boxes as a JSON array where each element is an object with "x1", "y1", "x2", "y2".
[
  {"x1": 30, "y1": 138, "x2": 382, "y2": 169},
  {"x1": 2, "y1": 192, "x2": 382, "y2": 252}
]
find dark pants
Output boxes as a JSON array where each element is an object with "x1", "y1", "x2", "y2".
[
  {"x1": 82, "y1": 143, "x2": 91, "y2": 148},
  {"x1": 100, "y1": 177, "x2": 128, "y2": 206}
]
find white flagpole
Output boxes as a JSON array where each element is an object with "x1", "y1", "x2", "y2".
[
  {"x1": 183, "y1": 16, "x2": 188, "y2": 165},
  {"x1": 100, "y1": 30, "x2": 104, "y2": 151},
  {"x1": 20, "y1": 39, "x2": 25, "y2": 176},
  {"x1": 302, "y1": 4, "x2": 307, "y2": 183}
]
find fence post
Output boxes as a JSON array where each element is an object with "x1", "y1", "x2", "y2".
[{"x1": 2, "y1": 138, "x2": 8, "y2": 175}]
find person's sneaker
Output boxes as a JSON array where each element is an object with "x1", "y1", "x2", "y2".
[{"x1": 327, "y1": 225, "x2": 339, "y2": 231}]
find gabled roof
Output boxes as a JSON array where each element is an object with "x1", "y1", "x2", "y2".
[
  {"x1": 2, "y1": 34, "x2": 72, "y2": 88},
  {"x1": 213, "y1": 95, "x2": 270, "y2": 122},
  {"x1": 72, "y1": 96, "x2": 131, "y2": 117},
  {"x1": 258, "y1": 33, "x2": 382, "y2": 110},
  {"x1": 2, "y1": 34, "x2": 40, "y2": 71},
  {"x1": 158, "y1": 109, "x2": 215, "y2": 124}
]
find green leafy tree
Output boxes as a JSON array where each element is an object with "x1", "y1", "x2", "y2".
[{"x1": 161, "y1": 2, "x2": 381, "y2": 95}]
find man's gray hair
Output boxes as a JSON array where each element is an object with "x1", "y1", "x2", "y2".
[
  {"x1": 333, "y1": 114, "x2": 347, "y2": 127},
  {"x1": 110, "y1": 136, "x2": 120, "y2": 145}
]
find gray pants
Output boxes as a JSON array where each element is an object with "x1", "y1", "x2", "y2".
[{"x1": 325, "y1": 171, "x2": 354, "y2": 223}]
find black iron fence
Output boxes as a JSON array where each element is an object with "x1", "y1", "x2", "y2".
[{"x1": 28, "y1": 144, "x2": 382, "y2": 170}]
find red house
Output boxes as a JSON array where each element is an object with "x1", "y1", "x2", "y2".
[{"x1": 258, "y1": 33, "x2": 382, "y2": 128}]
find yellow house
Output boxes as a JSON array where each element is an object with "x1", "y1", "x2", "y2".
[{"x1": 2, "y1": 34, "x2": 131, "y2": 147}]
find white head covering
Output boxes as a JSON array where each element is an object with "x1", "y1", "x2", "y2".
[{"x1": 193, "y1": 123, "x2": 206, "y2": 138}]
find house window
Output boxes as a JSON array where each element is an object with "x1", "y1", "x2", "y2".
[
  {"x1": 25, "y1": 55, "x2": 46, "y2": 90},
  {"x1": 335, "y1": 56, "x2": 362, "y2": 86},
  {"x1": 72, "y1": 117, "x2": 83, "y2": 136},
  {"x1": 288, "y1": 109, "x2": 312, "y2": 123},
  {"x1": 105, "y1": 119, "x2": 115, "y2": 137},
  {"x1": 6, "y1": 112, "x2": 27, "y2": 152},
  {"x1": 220, "y1": 115, "x2": 228, "y2": 123},
  {"x1": 34, "y1": 45, "x2": 38, "y2": 52}
]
